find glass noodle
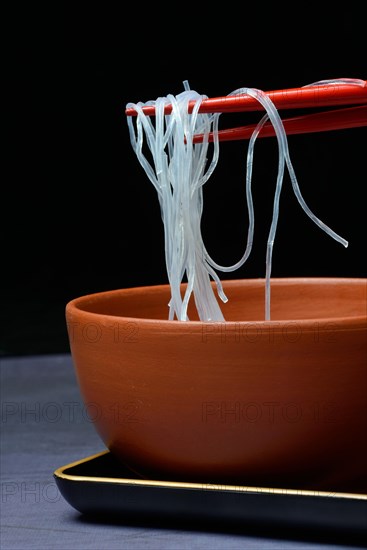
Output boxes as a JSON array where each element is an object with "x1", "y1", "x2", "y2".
[{"x1": 126, "y1": 79, "x2": 364, "y2": 321}]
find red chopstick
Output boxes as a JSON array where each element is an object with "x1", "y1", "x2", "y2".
[
  {"x1": 192, "y1": 105, "x2": 367, "y2": 143},
  {"x1": 125, "y1": 81, "x2": 367, "y2": 117}
]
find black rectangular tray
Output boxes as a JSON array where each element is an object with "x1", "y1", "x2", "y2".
[{"x1": 54, "y1": 450, "x2": 367, "y2": 535}]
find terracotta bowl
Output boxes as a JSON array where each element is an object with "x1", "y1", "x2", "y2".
[{"x1": 66, "y1": 278, "x2": 367, "y2": 492}]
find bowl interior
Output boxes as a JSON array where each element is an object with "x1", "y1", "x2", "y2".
[{"x1": 71, "y1": 278, "x2": 366, "y2": 323}]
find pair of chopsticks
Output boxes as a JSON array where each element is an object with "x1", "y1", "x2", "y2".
[{"x1": 125, "y1": 80, "x2": 367, "y2": 142}]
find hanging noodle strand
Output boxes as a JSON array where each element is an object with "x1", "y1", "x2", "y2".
[{"x1": 127, "y1": 82, "x2": 223, "y2": 321}]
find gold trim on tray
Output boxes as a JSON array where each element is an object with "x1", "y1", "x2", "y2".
[{"x1": 54, "y1": 450, "x2": 367, "y2": 501}]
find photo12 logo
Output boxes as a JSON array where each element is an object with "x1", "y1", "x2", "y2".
[
  {"x1": 1, "y1": 482, "x2": 60, "y2": 503},
  {"x1": 201, "y1": 321, "x2": 339, "y2": 344},
  {"x1": 201, "y1": 400, "x2": 341, "y2": 424},
  {"x1": 1, "y1": 400, "x2": 145, "y2": 425},
  {"x1": 67, "y1": 320, "x2": 139, "y2": 344}
]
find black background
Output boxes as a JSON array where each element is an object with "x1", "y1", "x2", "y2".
[{"x1": 2, "y1": 5, "x2": 366, "y2": 355}]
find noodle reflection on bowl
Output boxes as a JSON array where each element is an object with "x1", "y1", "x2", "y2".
[{"x1": 66, "y1": 277, "x2": 367, "y2": 492}]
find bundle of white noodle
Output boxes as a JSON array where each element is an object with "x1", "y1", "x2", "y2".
[
  {"x1": 127, "y1": 82, "x2": 224, "y2": 321},
  {"x1": 127, "y1": 79, "x2": 360, "y2": 321}
]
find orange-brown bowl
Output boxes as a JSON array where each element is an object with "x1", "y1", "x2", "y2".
[{"x1": 66, "y1": 278, "x2": 367, "y2": 492}]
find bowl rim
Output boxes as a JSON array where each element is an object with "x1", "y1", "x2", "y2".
[{"x1": 65, "y1": 277, "x2": 367, "y2": 331}]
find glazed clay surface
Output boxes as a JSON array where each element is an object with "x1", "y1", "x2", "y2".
[{"x1": 66, "y1": 278, "x2": 367, "y2": 492}]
